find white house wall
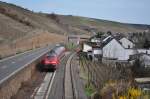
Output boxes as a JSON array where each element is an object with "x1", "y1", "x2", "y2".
[
  {"x1": 119, "y1": 38, "x2": 135, "y2": 48},
  {"x1": 93, "y1": 48, "x2": 102, "y2": 55},
  {"x1": 83, "y1": 44, "x2": 92, "y2": 52},
  {"x1": 138, "y1": 49, "x2": 150, "y2": 54},
  {"x1": 103, "y1": 39, "x2": 124, "y2": 60},
  {"x1": 124, "y1": 49, "x2": 136, "y2": 60},
  {"x1": 103, "y1": 39, "x2": 135, "y2": 60}
]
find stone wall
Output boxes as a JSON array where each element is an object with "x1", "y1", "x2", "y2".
[{"x1": 0, "y1": 58, "x2": 40, "y2": 99}]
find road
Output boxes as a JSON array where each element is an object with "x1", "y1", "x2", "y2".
[{"x1": 0, "y1": 46, "x2": 52, "y2": 84}]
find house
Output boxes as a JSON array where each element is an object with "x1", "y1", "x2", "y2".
[
  {"x1": 139, "y1": 54, "x2": 150, "y2": 68},
  {"x1": 83, "y1": 34, "x2": 150, "y2": 62},
  {"x1": 82, "y1": 42, "x2": 102, "y2": 61},
  {"x1": 92, "y1": 46, "x2": 102, "y2": 61},
  {"x1": 102, "y1": 39, "x2": 136, "y2": 61},
  {"x1": 86, "y1": 36, "x2": 135, "y2": 61},
  {"x1": 119, "y1": 37, "x2": 135, "y2": 48},
  {"x1": 82, "y1": 42, "x2": 93, "y2": 52}
]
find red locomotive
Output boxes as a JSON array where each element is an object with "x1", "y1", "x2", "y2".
[{"x1": 41, "y1": 45, "x2": 65, "y2": 71}]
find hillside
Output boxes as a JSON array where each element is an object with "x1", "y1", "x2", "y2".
[
  {"x1": 57, "y1": 15, "x2": 150, "y2": 33},
  {"x1": 0, "y1": 1, "x2": 66, "y2": 44},
  {"x1": 0, "y1": 1, "x2": 150, "y2": 57}
]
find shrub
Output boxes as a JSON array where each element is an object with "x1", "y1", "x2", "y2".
[
  {"x1": 85, "y1": 83, "x2": 95, "y2": 97},
  {"x1": 100, "y1": 81, "x2": 142, "y2": 99}
]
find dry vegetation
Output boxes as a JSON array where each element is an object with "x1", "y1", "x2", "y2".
[
  {"x1": 79, "y1": 53, "x2": 150, "y2": 99},
  {"x1": 79, "y1": 54, "x2": 143, "y2": 99}
]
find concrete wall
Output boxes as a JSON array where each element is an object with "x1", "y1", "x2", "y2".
[{"x1": 93, "y1": 48, "x2": 102, "y2": 55}]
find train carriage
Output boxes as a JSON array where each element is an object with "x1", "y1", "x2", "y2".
[{"x1": 41, "y1": 45, "x2": 65, "y2": 71}]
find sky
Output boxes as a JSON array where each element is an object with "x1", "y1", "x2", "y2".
[{"x1": 1, "y1": 0, "x2": 150, "y2": 25}]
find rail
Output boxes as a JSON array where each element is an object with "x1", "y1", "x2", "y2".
[
  {"x1": 65, "y1": 53, "x2": 75, "y2": 99},
  {"x1": 34, "y1": 53, "x2": 68, "y2": 99}
]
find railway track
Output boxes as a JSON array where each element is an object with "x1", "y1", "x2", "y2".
[
  {"x1": 33, "y1": 72, "x2": 56, "y2": 99},
  {"x1": 33, "y1": 55, "x2": 66, "y2": 99},
  {"x1": 32, "y1": 52, "x2": 73, "y2": 99},
  {"x1": 65, "y1": 53, "x2": 76, "y2": 99},
  {"x1": 65, "y1": 53, "x2": 87, "y2": 99}
]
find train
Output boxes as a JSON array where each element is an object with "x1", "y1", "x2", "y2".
[{"x1": 41, "y1": 45, "x2": 66, "y2": 71}]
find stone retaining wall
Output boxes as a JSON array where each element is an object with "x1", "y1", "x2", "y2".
[{"x1": 0, "y1": 57, "x2": 41, "y2": 99}]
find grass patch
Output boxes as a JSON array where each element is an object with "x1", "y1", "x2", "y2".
[{"x1": 85, "y1": 84, "x2": 95, "y2": 97}]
